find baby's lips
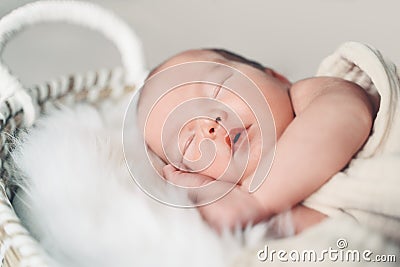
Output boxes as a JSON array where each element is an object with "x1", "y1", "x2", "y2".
[
  {"x1": 225, "y1": 135, "x2": 232, "y2": 149},
  {"x1": 225, "y1": 127, "x2": 248, "y2": 152}
]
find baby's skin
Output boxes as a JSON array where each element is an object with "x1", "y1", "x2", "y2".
[{"x1": 140, "y1": 49, "x2": 376, "y2": 234}]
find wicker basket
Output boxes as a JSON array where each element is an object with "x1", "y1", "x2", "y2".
[{"x1": 0, "y1": 1, "x2": 146, "y2": 266}]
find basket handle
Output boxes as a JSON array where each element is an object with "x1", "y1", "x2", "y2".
[{"x1": 0, "y1": 0, "x2": 146, "y2": 126}]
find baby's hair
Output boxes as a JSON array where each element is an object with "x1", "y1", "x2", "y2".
[{"x1": 206, "y1": 48, "x2": 266, "y2": 72}]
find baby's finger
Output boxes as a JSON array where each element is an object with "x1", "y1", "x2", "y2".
[
  {"x1": 162, "y1": 164, "x2": 186, "y2": 186},
  {"x1": 163, "y1": 164, "x2": 214, "y2": 188},
  {"x1": 162, "y1": 164, "x2": 180, "y2": 179}
]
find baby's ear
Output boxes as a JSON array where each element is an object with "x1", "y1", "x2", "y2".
[{"x1": 265, "y1": 68, "x2": 291, "y2": 86}]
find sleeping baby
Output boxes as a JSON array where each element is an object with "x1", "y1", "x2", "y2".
[{"x1": 136, "y1": 43, "x2": 381, "y2": 234}]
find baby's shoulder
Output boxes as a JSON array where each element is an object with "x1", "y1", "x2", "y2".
[
  {"x1": 290, "y1": 76, "x2": 358, "y2": 96},
  {"x1": 289, "y1": 76, "x2": 375, "y2": 115}
]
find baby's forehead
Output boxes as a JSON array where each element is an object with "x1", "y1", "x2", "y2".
[{"x1": 148, "y1": 50, "x2": 223, "y2": 78}]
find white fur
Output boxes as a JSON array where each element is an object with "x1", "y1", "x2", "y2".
[
  {"x1": 10, "y1": 99, "x2": 279, "y2": 267},
  {"x1": 9, "y1": 97, "x2": 400, "y2": 267}
]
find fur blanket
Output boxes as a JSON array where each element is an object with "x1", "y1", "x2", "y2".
[
  {"x1": 10, "y1": 95, "x2": 399, "y2": 266},
  {"x1": 9, "y1": 99, "x2": 280, "y2": 267}
]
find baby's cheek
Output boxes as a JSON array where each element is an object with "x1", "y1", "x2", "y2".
[
  {"x1": 231, "y1": 133, "x2": 263, "y2": 185},
  {"x1": 198, "y1": 142, "x2": 232, "y2": 180}
]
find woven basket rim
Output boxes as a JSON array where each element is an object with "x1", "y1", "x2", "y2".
[{"x1": 0, "y1": 67, "x2": 136, "y2": 266}]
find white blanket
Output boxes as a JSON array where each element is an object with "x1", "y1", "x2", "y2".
[{"x1": 303, "y1": 42, "x2": 400, "y2": 240}]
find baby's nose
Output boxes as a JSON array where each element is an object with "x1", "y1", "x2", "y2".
[
  {"x1": 197, "y1": 118, "x2": 222, "y2": 139},
  {"x1": 178, "y1": 118, "x2": 227, "y2": 153},
  {"x1": 179, "y1": 118, "x2": 226, "y2": 163}
]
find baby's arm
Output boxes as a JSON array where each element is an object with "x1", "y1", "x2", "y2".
[
  {"x1": 251, "y1": 77, "x2": 376, "y2": 215},
  {"x1": 164, "y1": 77, "x2": 375, "y2": 232}
]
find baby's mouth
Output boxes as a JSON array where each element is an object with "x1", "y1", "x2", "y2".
[{"x1": 225, "y1": 125, "x2": 251, "y2": 154}]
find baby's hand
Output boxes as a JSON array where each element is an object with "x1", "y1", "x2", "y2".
[
  {"x1": 197, "y1": 184, "x2": 271, "y2": 233},
  {"x1": 162, "y1": 164, "x2": 214, "y2": 187},
  {"x1": 163, "y1": 164, "x2": 271, "y2": 233}
]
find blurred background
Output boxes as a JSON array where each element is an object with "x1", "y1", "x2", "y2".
[{"x1": 0, "y1": 0, "x2": 399, "y2": 86}]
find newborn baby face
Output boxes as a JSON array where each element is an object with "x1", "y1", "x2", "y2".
[{"x1": 140, "y1": 49, "x2": 293, "y2": 184}]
